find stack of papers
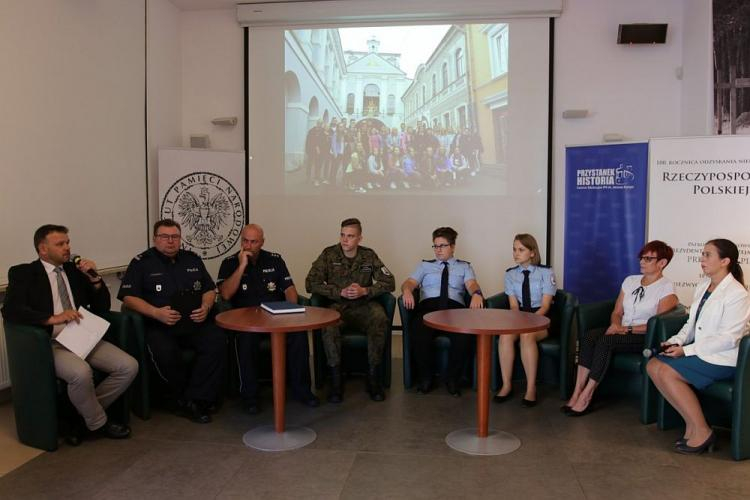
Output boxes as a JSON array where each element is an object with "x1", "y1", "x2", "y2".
[{"x1": 55, "y1": 307, "x2": 110, "y2": 359}]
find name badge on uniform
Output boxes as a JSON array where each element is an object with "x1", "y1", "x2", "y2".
[
  {"x1": 242, "y1": 284, "x2": 248, "y2": 291},
  {"x1": 156, "y1": 284, "x2": 162, "y2": 292},
  {"x1": 360, "y1": 265, "x2": 372, "y2": 273}
]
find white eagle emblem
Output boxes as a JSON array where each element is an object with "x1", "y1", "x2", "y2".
[{"x1": 177, "y1": 186, "x2": 231, "y2": 247}]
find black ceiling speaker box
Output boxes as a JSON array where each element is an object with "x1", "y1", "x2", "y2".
[{"x1": 617, "y1": 23, "x2": 668, "y2": 44}]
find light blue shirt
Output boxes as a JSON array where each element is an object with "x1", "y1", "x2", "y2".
[
  {"x1": 504, "y1": 264, "x2": 556, "y2": 309},
  {"x1": 410, "y1": 257, "x2": 476, "y2": 306}
]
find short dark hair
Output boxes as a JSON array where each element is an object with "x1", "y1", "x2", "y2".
[
  {"x1": 34, "y1": 224, "x2": 68, "y2": 252},
  {"x1": 432, "y1": 227, "x2": 458, "y2": 245},
  {"x1": 341, "y1": 218, "x2": 362, "y2": 234},
  {"x1": 639, "y1": 240, "x2": 674, "y2": 266},
  {"x1": 153, "y1": 219, "x2": 181, "y2": 236}
]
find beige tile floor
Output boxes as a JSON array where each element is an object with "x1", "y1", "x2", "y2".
[
  {"x1": 0, "y1": 402, "x2": 43, "y2": 477},
  {"x1": 2, "y1": 335, "x2": 750, "y2": 499}
]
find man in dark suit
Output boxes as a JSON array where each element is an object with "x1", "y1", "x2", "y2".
[{"x1": 2, "y1": 224, "x2": 138, "y2": 445}]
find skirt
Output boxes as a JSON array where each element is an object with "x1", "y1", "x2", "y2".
[{"x1": 656, "y1": 354, "x2": 736, "y2": 389}]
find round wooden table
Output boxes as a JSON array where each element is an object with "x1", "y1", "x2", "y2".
[
  {"x1": 424, "y1": 308, "x2": 550, "y2": 456},
  {"x1": 216, "y1": 305, "x2": 340, "y2": 451}
]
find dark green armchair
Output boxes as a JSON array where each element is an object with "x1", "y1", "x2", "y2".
[
  {"x1": 398, "y1": 289, "x2": 475, "y2": 389},
  {"x1": 654, "y1": 313, "x2": 750, "y2": 460},
  {"x1": 486, "y1": 290, "x2": 578, "y2": 400},
  {"x1": 3, "y1": 311, "x2": 130, "y2": 451},
  {"x1": 310, "y1": 293, "x2": 395, "y2": 389},
  {"x1": 576, "y1": 300, "x2": 686, "y2": 424}
]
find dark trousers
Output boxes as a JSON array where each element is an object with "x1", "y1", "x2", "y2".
[
  {"x1": 145, "y1": 322, "x2": 227, "y2": 403},
  {"x1": 410, "y1": 297, "x2": 470, "y2": 383},
  {"x1": 235, "y1": 331, "x2": 312, "y2": 402},
  {"x1": 578, "y1": 327, "x2": 644, "y2": 382}
]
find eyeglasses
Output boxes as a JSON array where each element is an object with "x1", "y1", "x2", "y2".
[
  {"x1": 639, "y1": 256, "x2": 658, "y2": 262},
  {"x1": 432, "y1": 244, "x2": 451, "y2": 249},
  {"x1": 156, "y1": 234, "x2": 181, "y2": 241}
]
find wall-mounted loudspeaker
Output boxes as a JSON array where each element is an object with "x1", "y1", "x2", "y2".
[
  {"x1": 617, "y1": 24, "x2": 667, "y2": 44},
  {"x1": 190, "y1": 134, "x2": 210, "y2": 149}
]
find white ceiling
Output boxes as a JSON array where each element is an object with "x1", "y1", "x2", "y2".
[{"x1": 169, "y1": 0, "x2": 321, "y2": 11}]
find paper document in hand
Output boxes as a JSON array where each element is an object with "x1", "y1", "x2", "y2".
[{"x1": 55, "y1": 307, "x2": 111, "y2": 359}]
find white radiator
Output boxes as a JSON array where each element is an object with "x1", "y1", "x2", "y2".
[{"x1": 0, "y1": 323, "x2": 10, "y2": 389}]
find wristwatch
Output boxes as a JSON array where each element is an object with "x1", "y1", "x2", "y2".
[{"x1": 473, "y1": 289, "x2": 483, "y2": 296}]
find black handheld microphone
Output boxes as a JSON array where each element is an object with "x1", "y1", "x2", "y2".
[
  {"x1": 643, "y1": 344, "x2": 674, "y2": 359},
  {"x1": 71, "y1": 254, "x2": 100, "y2": 279}
]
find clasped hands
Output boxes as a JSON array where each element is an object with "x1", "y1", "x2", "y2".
[
  {"x1": 340, "y1": 283, "x2": 368, "y2": 300},
  {"x1": 153, "y1": 304, "x2": 210, "y2": 326}
]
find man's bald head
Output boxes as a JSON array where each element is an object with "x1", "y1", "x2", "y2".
[{"x1": 240, "y1": 224, "x2": 265, "y2": 258}]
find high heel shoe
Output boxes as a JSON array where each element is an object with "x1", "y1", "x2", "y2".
[
  {"x1": 674, "y1": 437, "x2": 687, "y2": 447},
  {"x1": 493, "y1": 389, "x2": 514, "y2": 404},
  {"x1": 675, "y1": 431, "x2": 716, "y2": 455},
  {"x1": 560, "y1": 405, "x2": 572, "y2": 414}
]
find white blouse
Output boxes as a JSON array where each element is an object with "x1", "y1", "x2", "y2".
[{"x1": 621, "y1": 275, "x2": 675, "y2": 327}]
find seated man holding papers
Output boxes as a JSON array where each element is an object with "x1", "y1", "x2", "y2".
[
  {"x1": 2, "y1": 224, "x2": 138, "y2": 445},
  {"x1": 218, "y1": 223, "x2": 319, "y2": 414}
]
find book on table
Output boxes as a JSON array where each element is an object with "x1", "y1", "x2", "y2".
[{"x1": 260, "y1": 301, "x2": 305, "y2": 314}]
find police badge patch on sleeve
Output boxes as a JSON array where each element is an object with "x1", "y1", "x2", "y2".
[{"x1": 381, "y1": 267, "x2": 391, "y2": 276}]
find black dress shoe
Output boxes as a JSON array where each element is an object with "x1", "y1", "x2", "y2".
[
  {"x1": 93, "y1": 421, "x2": 131, "y2": 439},
  {"x1": 196, "y1": 399, "x2": 220, "y2": 414},
  {"x1": 676, "y1": 431, "x2": 716, "y2": 455},
  {"x1": 566, "y1": 405, "x2": 592, "y2": 417},
  {"x1": 294, "y1": 390, "x2": 321, "y2": 408},
  {"x1": 446, "y1": 380, "x2": 461, "y2": 397},
  {"x1": 178, "y1": 399, "x2": 212, "y2": 423},
  {"x1": 65, "y1": 429, "x2": 83, "y2": 447},
  {"x1": 417, "y1": 378, "x2": 433, "y2": 394},
  {"x1": 493, "y1": 389, "x2": 514, "y2": 404},
  {"x1": 521, "y1": 398, "x2": 537, "y2": 408}
]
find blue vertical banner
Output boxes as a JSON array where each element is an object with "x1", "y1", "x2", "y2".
[{"x1": 564, "y1": 143, "x2": 648, "y2": 304}]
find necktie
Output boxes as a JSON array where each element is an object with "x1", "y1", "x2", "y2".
[
  {"x1": 521, "y1": 270, "x2": 531, "y2": 311},
  {"x1": 54, "y1": 267, "x2": 74, "y2": 311},
  {"x1": 439, "y1": 261, "x2": 449, "y2": 308}
]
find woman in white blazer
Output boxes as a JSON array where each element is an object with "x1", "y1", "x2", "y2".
[{"x1": 647, "y1": 238, "x2": 750, "y2": 455}]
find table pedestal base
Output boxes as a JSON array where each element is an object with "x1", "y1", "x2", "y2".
[
  {"x1": 242, "y1": 425, "x2": 316, "y2": 452},
  {"x1": 445, "y1": 428, "x2": 521, "y2": 456}
]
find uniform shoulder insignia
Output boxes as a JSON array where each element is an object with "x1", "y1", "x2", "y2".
[
  {"x1": 183, "y1": 249, "x2": 200, "y2": 258},
  {"x1": 456, "y1": 259, "x2": 470, "y2": 264},
  {"x1": 506, "y1": 265, "x2": 519, "y2": 272},
  {"x1": 538, "y1": 264, "x2": 550, "y2": 269},
  {"x1": 222, "y1": 254, "x2": 238, "y2": 262},
  {"x1": 269, "y1": 252, "x2": 281, "y2": 258},
  {"x1": 134, "y1": 253, "x2": 144, "y2": 261},
  {"x1": 422, "y1": 259, "x2": 437, "y2": 263}
]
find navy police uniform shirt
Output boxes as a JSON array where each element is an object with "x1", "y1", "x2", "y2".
[
  {"x1": 217, "y1": 249, "x2": 293, "y2": 308},
  {"x1": 410, "y1": 257, "x2": 476, "y2": 306},
  {"x1": 504, "y1": 264, "x2": 556, "y2": 309},
  {"x1": 117, "y1": 247, "x2": 215, "y2": 307}
]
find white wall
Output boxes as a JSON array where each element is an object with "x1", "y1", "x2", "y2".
[
  {"x1": 175, "y1": 0, "x2": 713, "y2": 288},
  {"x1": 181, "y1": 9, "x2": 244, "y2": 152},
  {"x1": 551, "y1": 0, "x2": 700, "y2": 284},
  {"x1": 148, "y1": 0, "x2": 183, "y2": 228}
]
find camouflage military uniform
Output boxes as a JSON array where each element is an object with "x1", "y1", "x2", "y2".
[{"x1": 305, "y1": 244, "x2": 395, "y2": 367}]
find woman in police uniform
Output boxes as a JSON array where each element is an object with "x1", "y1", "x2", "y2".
[{"x1": 494, "y1": 234, "x2": 556, "y2": 407}]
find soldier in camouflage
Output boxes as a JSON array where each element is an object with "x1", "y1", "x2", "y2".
[{"x1": 305, "y1": 218, "x2": 395, "y2": 403}]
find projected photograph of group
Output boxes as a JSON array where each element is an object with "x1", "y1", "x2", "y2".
[{"x1": 283, "y1": 24, "x2": 510, "y2": 195}]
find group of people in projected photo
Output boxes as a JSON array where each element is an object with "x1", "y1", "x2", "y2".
[{"x1": 302, "y1": 118, "x2": 483, "y2": 192}]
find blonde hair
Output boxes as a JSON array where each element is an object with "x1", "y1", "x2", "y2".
[{"x1": 514, "y1": 233, "x2": 541, "y2": 265}]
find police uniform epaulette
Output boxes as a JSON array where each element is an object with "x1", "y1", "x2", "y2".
[
  {"x1": 538, "y1": 264, "x2": 550, "y2": 269},
  {"x1": 222, "y1": 253, "x2": 238, "y2": 262},
  {"x1": 134, "y1": 252, "x2": 143, "y2": 261},
  {"x1": 456, "y1": 259, "x2": 470, "y2": 264},
  {"x1": 422, "y1": 259, "x2": 436, "y2": 263},
  {"x1": 506, "y1": 265, "x2": 519, "y2": 272},
  {"x1": 269, "y1": 252, "x2": 281, "y2": 258},
  {"x1": 180, "y1": 249, "x2": 200, "y2": 259}
]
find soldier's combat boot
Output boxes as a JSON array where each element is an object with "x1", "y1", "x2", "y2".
[
  {"x1": 367, "y1": 365, "x2": 385, "y2": 402},
  {"x1": 328, "y1": 365, "x2": 343, "y2": 404}
]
